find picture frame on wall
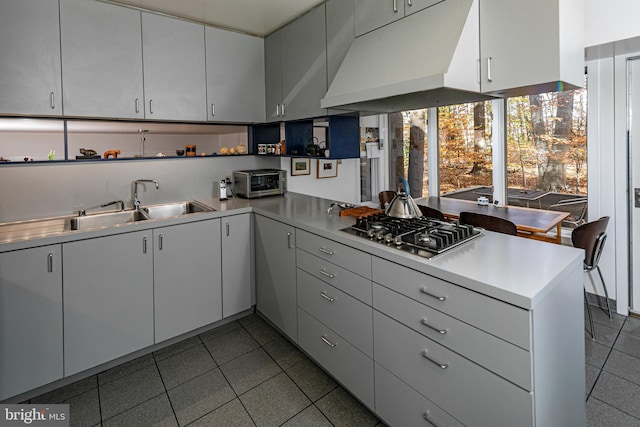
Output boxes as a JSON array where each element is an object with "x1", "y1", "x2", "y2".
[
  {"x1": 291, "y1": 158, "x2": 311, "y2": 176},
  {"x1": 317, "y1": 159, "x2": 338, "y2": 179}
]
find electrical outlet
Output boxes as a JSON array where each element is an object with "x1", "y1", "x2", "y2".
[{"x1": 635, "y1": 188, "x2": 640, "y2": 208}]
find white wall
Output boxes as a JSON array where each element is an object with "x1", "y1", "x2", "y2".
[
  {"x1": 280, "y1": 157, "x2": 360, "y2": 205},
  {"x1": 585, "y1": 0, "x2": 640, "y2": 48},
  {"x1": 0, "y1": 156, "x2": 280, "y2": 223}
]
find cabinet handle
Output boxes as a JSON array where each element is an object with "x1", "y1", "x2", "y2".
[
  {"x1": 281, "y1": 103, "x2": 286, "y2": 116},
  {"x1": 159, "y1": 234, "x2": 163, "y2": 251},
  {"x1": 393, "y1": 0, "x2": 398, "y2": 13},
  {"x1": 420, "y1": 287, "x2": 447, "y2": 301},
  {"x1": 287, "y1": 232, "x2": 293, "y2": 248},
  {"x1": 319, "y1": 247, "x2": 334, "y2": 256},
  {"x1": 143, "y1": 236, "x2": 148, "y2": 254},
  {"x1": 320, "y1": 292, "x2": 336, "y2": 302},
  {"x1": 149, "y1": 99, "x2": 154, "y2": 114},
  {"x1": 226, "y1": 222, "x2": 230, "y2": 237},
  {"x1": 319, "y1": 269, "x2": 335, "y2": 279},
  {"x1": 276, "y1": 104, "x2": 280, "y2": 116},
  {"x1": 321, "y1": 335, "x2": 337, "y2": 348},
  {"x1": 423, "y1": 411, "x2": 439, "y2": 427},
  {"x1": 47, "y1": 253, "x2": 54, "y2": 272},
  {"x1": 135, "y1": 98, "x2": 140, "y2": 113},
  {"x1": 211, "y1": 103, "x2": 215, "y2": 117},
  {"x1": 421, "y1": 350, "x2": 448, "y2": 369},
  {"x1": 407, "y1": 0, "x2": 412, "y2": 6},
  {"x1": 50, "y1": 92, "x2": 55, "y2": 109},
  {"x1": 421, "y1": 318, "x2": 447, "y2": 335},
  {"x1": 487, "y1": 57, "x2": 493, "y2": 82}
]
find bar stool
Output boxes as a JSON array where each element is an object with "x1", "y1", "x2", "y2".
[
  {"x1": 418, "y1": 205, "x2": 446, "y2": 221},
  {"x1": 571, "y1": 216, "x2": 611, "y2": 339},
  {"x1": 459, "y1": 211, "x2": 517, "y2": 236}
]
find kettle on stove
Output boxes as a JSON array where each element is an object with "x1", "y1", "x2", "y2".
[{"x1": 385, "y1": 177, "x2": 422, "y2": 219}]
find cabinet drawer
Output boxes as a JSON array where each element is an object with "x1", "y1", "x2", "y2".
[
  {"x1": 375, "y1": 363, "x2": 464, "y2": 427},
  {"x1": 297, "y1": 269, "x2": 373, "y2": 356},
  {"x1": 296, "y1": 248, "x2": 372, "y2": 304},
  {"x1": 374, "y1": 311, "x2": 533, "y2": 427},
  {"x1": 297, "y1": 230, "x2": 371, "y2": 279},
  {"x1": 373, "y1": 257, "x2": 530, "y2": 350},
  {"x1": 373, "y1": 283, "x2": 531, "y2": 390},
  {"x1": 297, "y1": 308, "x2": 374, "y2": 409}
]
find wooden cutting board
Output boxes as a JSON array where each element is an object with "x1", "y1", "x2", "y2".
[{"x1": 338, "y1": 206, "x2": 383, "y2": 218}]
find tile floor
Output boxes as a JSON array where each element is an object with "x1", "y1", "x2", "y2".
[{"x1": 24, "y1": 307, "x2": 640, "y2": 427}]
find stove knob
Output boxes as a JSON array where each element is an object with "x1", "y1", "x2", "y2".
[
  {"x1": 384, "y1": 233, "x2": 394, "y2": 243},
  {"x1": 367, "y1": 229, "x2": 376, "y2": 238},
  {"x1": 393, "y1": 235, "x2": 404, "y2": 246}
]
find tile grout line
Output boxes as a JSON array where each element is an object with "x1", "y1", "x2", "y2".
[
  {"x1": 586, "y1": 316, "x2": 627, "y2": 400},
  {"x1": 151, "y1": 350, "x2": 181, "y2": 427}
]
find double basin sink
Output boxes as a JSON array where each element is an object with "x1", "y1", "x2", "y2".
[
  {"x1": 69, "y1": 201, "x2": 214, "y2": 230},
  {"x1": 0, "y1": 201, "x2": 215, "y2": 242}
]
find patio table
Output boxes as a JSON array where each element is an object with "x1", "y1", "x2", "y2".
[{"x1": 473, "y1": 187, "x2": 549, "y2": 208}]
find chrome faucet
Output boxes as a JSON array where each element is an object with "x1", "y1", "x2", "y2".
[
  {"x1": 133, "y1": 179, "x2": 159, "y2": 209},
  {"x1": 78, "y1": 200, "x2": 125, "y2": 216}
]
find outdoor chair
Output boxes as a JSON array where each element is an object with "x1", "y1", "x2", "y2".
[
  {"x1": 549, "y1": 198, "x2": 588, "y2": 228},
  {"x1": 418, "y1": 205, "x2": 446, "y2": 221},
  {"x1": 459, "y1": 211, "x2": 517, "y2": 236},
  {"x1": 379, "y1": 191, "x2": 396, "y2": 211},
  {"x1": 572, "y1": 216, "x2": 611, "y2": 340}
]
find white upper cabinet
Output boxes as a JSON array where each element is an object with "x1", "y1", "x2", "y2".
[
  {"x1": 480, "y1": 0, "x2": 584, "y2": 96},
  {"x1": 327, "y1": 0, "x2": 355, "y2": 87},
  {"x1": 206, "y1": 27, "x2": 265, "y2": 123},
  {"x1": 0, "y1": 0, "x2": 62, "y2": 116},
  {"x1": 355, "y1": 0, "x2": 442, "y2": 36},
  {"x1": 142, "y1": 12, "x2": 207, "y2": 121},
  {"x1": 265, "y1": 4, "x2": 327, "y2": 122},
  {"x1": 60, "y1": 0, "x2": 144, "y2": 119}
]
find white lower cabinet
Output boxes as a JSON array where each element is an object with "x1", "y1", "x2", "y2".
[
  {"x1": 154, "y1": 219, "x2": 222, "y2": 343},
  {"x1": 374, "y1": 310, "x2": 533, "y2": 427},
  {"x1": 375, "y1": 363, "x2": 464, "y2": 427},
  {"x1": 221, "y1": 214, "x2": 252, "y2": 318},
  {"x1": 0, "y1": 245, "x2": 63, "y2": 400},
  {"x1": 63, "y1": 231, "x2": 154, "y2": 376},
  {"x1": 297, "y1": 308, "x2": 374, "y2": 408}
]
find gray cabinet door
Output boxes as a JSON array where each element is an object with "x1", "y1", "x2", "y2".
[
  {"x1": 60, "y1": 0, "x2": 144, "y2": 119},
  {"x1": 255, "y1": 215, "x2": 297, "y2": 340},
  {"x1": 63, "y1": 231, "x2": 154, "y2": 376},
  {"x1": 0, "y1": 245, "x2": 63, "y2": 400},
  {"x1": 0, "y1": 0, "x2": 62, "y2": 115},
  {"x1": 354, "y1": 0, "x2": 404, "y2": 36},
  {"x1": 154, "y1": 220, "x2": 222, "y2": 343},
  {"x1": 264, "y1": 30, "x2": 283, "y2": 122},
  {"x1": 222, "y1": 214, "x2": 253, "y2": 318},
  {"x1": 280, "y1": 4, "x2": 327, "y2": 121},
  {"x1": 404, "y1": 0, "x2": 443, "y2": 16},
  {"x1": 479, "y1": 0, "x2": 583, "y2": 94},
  {"x1": 206, "y1": 27, "x2": 265, "y2": 123},
  {"x1": 142, "y1": 12, "x2": 207, "y2": 121},
  {"x1": 326, "y1": 0, "x2": 355, "y2": 88}
]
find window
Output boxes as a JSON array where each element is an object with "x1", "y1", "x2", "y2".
[
  {"x1": 387, "y1": 110, "x2": 428, "y2": 197},
  {"x1": 506, "y1": 88, "x2": 587, "y2": 210},
  {"x1": 438, "y1": 102, "x2": 493, "y2": 199}
]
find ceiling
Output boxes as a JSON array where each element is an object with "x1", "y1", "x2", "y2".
[{"x1": 107, "y1": 0, "x2": 325, "y2": 37}]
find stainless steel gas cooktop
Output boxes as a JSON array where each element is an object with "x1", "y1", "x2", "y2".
[{"x1": 341, "y1": 213, "x2": 482, "y2": 259}]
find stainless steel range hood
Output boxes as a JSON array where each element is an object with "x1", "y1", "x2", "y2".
[{"x1": 321, "y1": 0, "x2": 494, "y2": 113}]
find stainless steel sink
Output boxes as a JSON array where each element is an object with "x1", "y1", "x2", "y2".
[
  {"x1": 139, "y1": 200, "x2": 215, "y2": 220},
  {"x1": 69, "y1": 210, "x2": 148, "y2": 230}
]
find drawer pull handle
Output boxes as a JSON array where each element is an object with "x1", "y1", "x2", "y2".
[
  {"x1": 421, "y1": 318, "x2": 447, "y2": 335},
  {"x1": 321, "y1": 335, "x2": 337, "y2": 348},
  {"x1": 423, "y1": 411, "x2": 439, "y2": 427},
  {"x1": 47, "y1": 253, "x2": 54, "y2": 273},
  {"x1": 320, "y1": 292, "x2": 336, "y2": 302},
  {"x1": 421, "y1": 350, "x2": 448, "y2": 369},
  {"x1": 420, "y1": 287, "x2": 447, "y2": 301},
  {"x1": 320, "y1": 269, "x2": 335, "y2": 279},
  {"x1": 319, "y1": 247, "x2": 335, "y2": 255}
]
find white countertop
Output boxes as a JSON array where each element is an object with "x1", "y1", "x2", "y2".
[{"x1": 0, "y1": 192, "x2": 583, "y2": 310}]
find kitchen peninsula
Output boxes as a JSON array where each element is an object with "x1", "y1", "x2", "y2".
[{"x1": 0, "y1": 192, "x2": 585, "y2": 426}]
